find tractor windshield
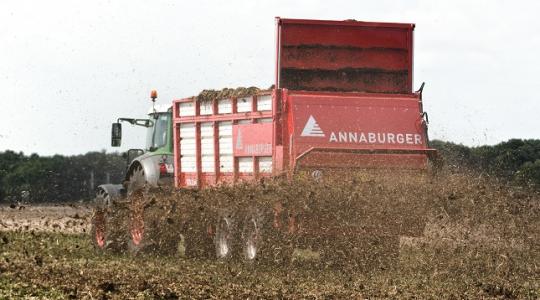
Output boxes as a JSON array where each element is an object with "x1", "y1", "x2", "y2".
[{"x1": 146, "y1": 113, "x2": 169, "y2": 151}]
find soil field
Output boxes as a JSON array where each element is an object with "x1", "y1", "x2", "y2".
[
  {"x1": 0, "y1": 172, "x2": 539, "y2": 299},
  {"x1": 0, "y1": 204, "x2": 92, "y2": 234},
  {"x1": 0, "y1": 231, "x2": 538, "y2": 299}
]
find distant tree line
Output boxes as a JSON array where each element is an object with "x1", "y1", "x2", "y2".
[
  {"x1": 0, "y1": 151, "x2": 126, "y2": 203},
  {"x1": 431, "y1": 139, "x2": 540, "y2": 187},
  {"x1": 1, "y1": 139, "x2": 538, "y2": 203}
]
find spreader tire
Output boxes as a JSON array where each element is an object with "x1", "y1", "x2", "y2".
[
  {"x1": 214, "y1": 210, "x2": 236, "y2": 260},
  {"x1": 241, "y1": 209, "x2": 263, "y2": 262}
]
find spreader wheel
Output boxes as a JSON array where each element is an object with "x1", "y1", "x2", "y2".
[
  {"x1": 214, "y1": 211, "x2": 235, "y2": 260},
  {"x1": 241, "y1": 211, "x2": 263, "y2": 262},
  {"x1": 240, "y1": 208, "x2": 293, "y2": 265}
]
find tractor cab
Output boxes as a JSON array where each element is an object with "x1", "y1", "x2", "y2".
[
  {"x1": 109, "y1": 91, "x2": 174, "y2": 186},
  {"x1": 111, "y1": 90, "x2": 173, "y2": 156},
  {"x1": 111, "y1": 104, "x2": 173, "y2": 165},
  {"x1": 145, "y1": 104, "x2": 173, "y2": 154}
]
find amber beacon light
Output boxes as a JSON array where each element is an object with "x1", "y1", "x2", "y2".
[{"x1": 150, "y1": 90, "x2": 158, "y2": 102}]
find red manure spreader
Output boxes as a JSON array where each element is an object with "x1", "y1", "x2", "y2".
[
  {"x1": 174, "y1": 18, "x2": 436, "y2": 187},
  {"x1": 92, "y1": 18, "x2": 439, "y2": 267}
]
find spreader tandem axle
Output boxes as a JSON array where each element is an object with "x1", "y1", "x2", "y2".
[{"x1": 91, "y1": 18, "x2": 439, "y2": 268}]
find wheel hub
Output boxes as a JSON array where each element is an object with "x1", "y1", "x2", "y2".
[
  {"x1": 217, "y1": 237, "x2": 230, "y2": 258},
  {"x1": 95, "y1": 227, "x2": 105, "y2": 248},
  {"x1": 131, "y1": 226, "x2": 144, "y2": 246},
  {"x1": 216, "y1": 218, "x2": 232, "y2": 258},
  {"x1": 94, "y1": 211, "x2": 106, "y2": 248},
  {"x1": 130, "y1": 208, "x2": 145, "y2": 246},
  {"x1": 244, "y1": 218, "x2": 259, "y2": 260},
  {"x1": 245, "y1": 240, "x2": 257, "y2": 260}
]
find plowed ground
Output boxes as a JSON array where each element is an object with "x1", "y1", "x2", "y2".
[{"x1": 0, "y1": 171, "x2": 539, "y2": 299}]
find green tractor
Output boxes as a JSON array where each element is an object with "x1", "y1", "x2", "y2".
[{"x1": 90, "y1": 90, "x2": 174, "y2": 251}]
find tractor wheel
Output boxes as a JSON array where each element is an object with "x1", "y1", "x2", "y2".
[
  {"x1": 126, "y1": 166, "x2": 180, "y2": 255},
  {"x1": 126, "y1": 166, "x2": 147, "y2": 254},
  {"x1": 214, "y1": 210, "x2": 235, "y2": 260},
  {"x1": 90, "y1": 208, "x2": 107, "y2": 250},
  {"x1": 90, "y1": 189, "x2": 128, "y2": 252},
  {"x1": 128, "y1": 200, "x2": 179, "y2": 255},
  {"x1": 94, "y1": 188, "x2": 111, "y2": 210}
]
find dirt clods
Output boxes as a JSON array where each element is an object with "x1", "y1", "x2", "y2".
[{"x1": 0, "y1": 171, "x2": 538, "y2": 298}]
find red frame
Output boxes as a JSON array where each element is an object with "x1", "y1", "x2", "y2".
[
  {"x1": 173, "y1": 88, "x2": 435, "y2": 188},
  {"x1": 173, "y1": 93, "x2": 274, "y2": 188}
]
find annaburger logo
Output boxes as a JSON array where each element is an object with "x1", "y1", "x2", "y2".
[
  {"x1": 299, "y1": 114, "x2": 424, "y2": 145},
  {"x1": 301, "y1": 115, "x2": 325, "y2": 137}
]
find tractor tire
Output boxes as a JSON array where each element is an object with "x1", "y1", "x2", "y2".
[
  {"x1": 90, "y1": 208, "x2": 107, "y2": 250},
  {"x1": 128, "y1": 201, "x2": 179, "y2": 255},
  {"x1": 126, "y1": 166, "x2": 179, "y2": 255},
  {"x1": 94, "y1": 188, "x2": 111, "y2": 210},
  {"x1": 90, "y1": 189, "x2": 128, "y2": 252}
]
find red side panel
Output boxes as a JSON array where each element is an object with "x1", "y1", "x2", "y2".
[
  {"x1": 276, "y1": 18, "x2": 414, "y2": 94},
  {"x1": 233, "y1": 123, "x2": 273, "y2": 157},
  {"x1": 284, "y1": 90, "x2": 433, "y2": 170},
  {"x1": 172, "y1": 95, "x2": 274, "y2": 189},
  {"x1": 291, "y1": 93, "x2": 425, "y2": 150}
]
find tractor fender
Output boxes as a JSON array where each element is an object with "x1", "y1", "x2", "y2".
[
  {"x1": 125, "y1": 153, "x2": 174, "y2": 188},
  {"x1": 95, "y1": 184, "x2": 124, "y2": 207}
]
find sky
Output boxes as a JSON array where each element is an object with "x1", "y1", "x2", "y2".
[{"x1": 1, "y1": 0, "x2": 539, "y2": 156}]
